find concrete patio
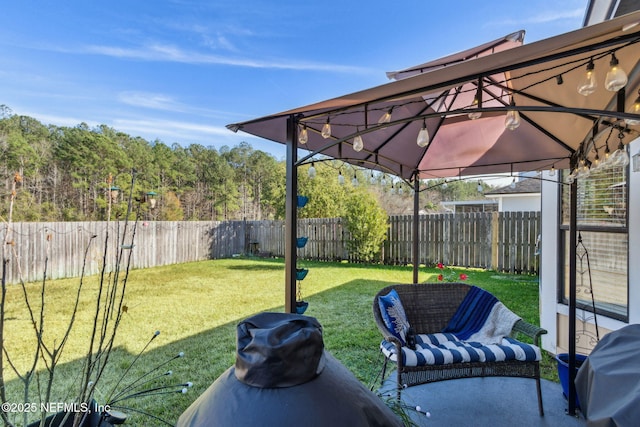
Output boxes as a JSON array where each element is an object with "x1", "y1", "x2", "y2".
[{"x1": 380, "y1": 375, "x2": 586, "y2": 426}]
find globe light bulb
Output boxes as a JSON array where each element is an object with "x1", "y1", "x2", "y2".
[
  {"x1": 351, "y1": 175, "x2": 358, "y2": 186},
  {"x1": 417, "y1": 120, "x2": 430, "y2": 147},
  {"x1": 577, "y1": 59, "x2": 597, "y2": 96},
  {"x1": 604, "y1": 53, "x2": 628, "y2": 92},
  {"x1": 625, "y1": 90, "x2": 640, "y2": 125},
  {"x1": 353, "y1": 134, "x2": 364, "y2": 152},
  {"x1": 370, "y1": 172, "x2": 376, "y2": 185},
  {"x1": 337, "y1": 171, "x2": 344, "y2": 185},
  {"x1": 378, "y1": 109, "x2": 392, "y2": 124},
  {"x1": 468, "y1": 91, "x2": 482, "y2": 119},
  {"x1": 549, "y1": 165, "x2": 556, "y2": 177},
  {"x1": 298, "y1": 125, "x2": 308, "y2": 144},
  {"x1": 308, "y1": 162, "x2": 316, "y2": 179},
  {"x1": 321, "y1": 119, "x2": 331, "y2": 139},
  {"x1": 505, "y1": 109, "x2": 521, "y2": 130}
]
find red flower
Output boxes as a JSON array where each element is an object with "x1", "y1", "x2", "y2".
[
  {"x1": 437, "y1": 274, "x2": 444, "y2": 281},
  {"x1": 437, "y1": 262, "x2": 444, "y2": 269},
  {"x1": 459, "y1": 273, "x2": 468, "y2": 281}
]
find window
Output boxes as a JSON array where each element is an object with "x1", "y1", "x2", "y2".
[{"x1": 560, "y1": 163, "x2": 628, "y2": 320}]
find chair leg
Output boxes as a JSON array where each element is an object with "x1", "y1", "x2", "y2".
[
  {"x1": 380, "y1": 357, "x2": 388, "y2": 386},
  {"x1": 536, "y1": 376, "x2": 544, "y2": 416}
]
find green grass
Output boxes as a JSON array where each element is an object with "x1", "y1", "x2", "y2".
[{"x1": 3, "y1": 258, "x2": 555, "y2": 426}]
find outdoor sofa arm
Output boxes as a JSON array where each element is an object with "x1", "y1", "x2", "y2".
[{"x1": 511, "y1": 319, "x2": 547, "y2": 347}]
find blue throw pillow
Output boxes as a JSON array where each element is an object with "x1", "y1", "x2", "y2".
[{"x1": 378, "y1": 288, "x2": 410, "y2": 345}]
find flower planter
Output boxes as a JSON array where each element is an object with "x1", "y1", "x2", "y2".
[
  {"x1": 295, "y1": 268, "x2": 308, "y2": 281},
  {"x1": 556, "y1": 353, "x2": 588, "y2": 409},
  {"x1": 295, "y1": 300, "x2": 309, "y2": 314},
  {"x1": 296, "y1": 195, "x2": 308, "y2": 208},
  {"x1": 296, "y1": 237, "x2": 308, "y2": 248}
]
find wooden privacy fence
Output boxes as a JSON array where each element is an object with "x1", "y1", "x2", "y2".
[{"x1": 1, "y1": 212, "x2": 539, "y2": 284}]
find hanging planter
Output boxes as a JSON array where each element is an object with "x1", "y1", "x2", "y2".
[
  {"x1": 296, "y1": 237, "x2": 308, "y2": 248},
  {"x1": 295, "y1": 300, "x2": 309, "y2": 314},
  {"x1": 296, "y1": 268, "x2": 308, "y2": 281},
  {"x1": 297, "y1": 195, "x2": 308, "y2": 208}
]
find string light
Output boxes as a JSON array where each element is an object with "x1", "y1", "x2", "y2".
[
  {"x1": 549, "y1": 165, "x2": 556, "y2": 176},
  {"x1": 625, "y1": 89, "x2": 640, "y2": 125},
  {"x1": 338, "y1": 170, "x2": 345, "y2": 185},
  {"x1": 308, "y1": 162, "x2": 316, "y2": 179},
  {"x1": 417, "y1": 119, "x2": 430, "y2": 147},
  {"x1": 468, "y1": 90, "x2": 482, "y2": 120},
  {"x1": 298, "y1": 124, "x2": 308, "y2": 144},
  {"x1": 321, "y1": 118, "x2": 331, "y2": 139},
  {"x1": 604, "y1": 53, "x2": 628, "y2": 92},
  {"x1": 477, "y1": 181, "x2": 483, "y2": 192},
  {"x1": 577, "y1": 59, "x2": 597, "y2": 96},
  {"x1": 510, "y1": 177, "x2": 516, "y2": 189},
  {"x1": 353, "y1": 133, "x2": 364, "y2": 152},
  {"x1": 378, "y1": 108, "x2": 392, "y2": 124},
  {"x1": 505, "y1": 98, "x2": 521, "y2": 130},
  {"x1": 370, "y1": 172, "x2": 376, "y2": 185},
  {"x1": 351, "y1": 174, "x2": 359, "y2": 186}
]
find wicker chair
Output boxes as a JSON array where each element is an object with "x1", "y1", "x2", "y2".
[{"x1": 373, "y1": 283, "x2": 547, "y2": 416}]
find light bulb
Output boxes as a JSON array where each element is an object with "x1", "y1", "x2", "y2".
[
  {"x1": 417, "y1": 120, "x2": 430, "y2": 147},
  {"x1": 477, "y1": 181, "x2": 483, "y2": 192},
  {"x1": 370, "y1": 172, "x2": 376, "y2": 185},
  {"x1": 390, "y1": 184, "x2": 396, "y2": 194},
  {"x1": 338, "y1": 171, "x2": 344, "y2": 185},
  {"x1": 321, "y1": 119, "x2": 331, "y2": 139},
  {"x1": 591, "y1": 152, "x2": 601, "y2": 172},
  {"x1": 505, "y1": 109, "x2": 521, "y2": 130},
  {"x1": 442, "y1": 180, "x2": 448, "y2": 189},
  {"x1": 549, "y1": 165, "x2": 556, "y2": 177},
  {"x1": 625, "y1": 90, "x2": 640, "y2": 125},
  {"x1": 308, "y1": 162, "x2": 316, "y2": 179},
  {"x1": 351, "y1": 175, "x2": 358, "y2": 186},
  {"x1": 353, "y1": 134, "x2": 364, "y2": 152},
  {"x1": 298, "y1": 125, "x2": 308, "y2": 144},
  {"x1": 510, "y1": 178, "x2": 516, "y2": 189},
  {"x1": 380, "y1": 175, "x2": 387, "y2": 187},
  {"x1": 577, "y1": 59, "x2": 597, "y2": 96},
  {"x1": 378, "y1": 109, "x2": 392, "y2": 124},
  {"x1": 468, "y1": 91, "x2": 482, "y2": 119},
  {"x1": 611, "y1": 140, "x2": 629, "y2": 167},
  {"x1": 397, "y1": 186, "x2": 404, "y2": 195},
  {"x1": 604, "y1": 53, "x2": 628, "y2": 92}
]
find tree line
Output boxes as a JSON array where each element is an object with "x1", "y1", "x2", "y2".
[{"x1": 1, "y1": 105, "x2": 490, "y2": 223}]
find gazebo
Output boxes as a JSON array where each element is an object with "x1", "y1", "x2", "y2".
[{"x1": 228, "y1": 11, "x2": 640, "y2": 415}]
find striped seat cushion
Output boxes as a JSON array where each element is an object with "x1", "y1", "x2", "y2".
[{"x1": 380, "y1": 333, "x2": 541, "y2": 367}]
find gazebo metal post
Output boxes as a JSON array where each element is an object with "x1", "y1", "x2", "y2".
[
  {"x1": 412, "y1": 171, "x2": 420, "y2": 283},
  {"x1": 285, "y1": 115, "x2": 298, "y2": 313},
  {"x1": 567, "y1": 174, "x2": 578, "y2": 415}
]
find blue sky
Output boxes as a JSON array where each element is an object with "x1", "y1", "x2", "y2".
[{"x1": 0, "y1": 0, "x2": 587, "y2": 159}]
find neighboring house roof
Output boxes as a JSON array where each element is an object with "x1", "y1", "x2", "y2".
[{"x1": 485, "y1": 177, "x2": 541, "y2": 196}]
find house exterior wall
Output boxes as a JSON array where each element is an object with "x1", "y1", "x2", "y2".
[
  {"x1": 498, "y1": 194, "x2": 540, "y2": 212},
  {"x1": 540, "y1": 137, "x2": 640, "y2": 355}
]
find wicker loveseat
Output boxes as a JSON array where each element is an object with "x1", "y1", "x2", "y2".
[{"x1": 373, "y1": 283, "x2": 547, "y2": 416}]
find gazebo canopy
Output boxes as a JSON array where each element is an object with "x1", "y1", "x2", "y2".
[{"x1": 229, "y1": 11, "x2": 640, "y2": 181}]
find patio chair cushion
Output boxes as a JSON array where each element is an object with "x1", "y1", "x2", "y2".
[
  {"x1": 380, "y1": 333, "x2": 541, "y2": 367},
  {"x1": 377, "y1": 288, "x2": 410, "y2": 345}
]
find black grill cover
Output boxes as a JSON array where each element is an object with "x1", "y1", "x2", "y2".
[
  {"x1": 575, "y1": 324, "x2": 640, "y2": 427},
  {"x1": 177, "y1": 312, "x2": 402, "y2": 427}
]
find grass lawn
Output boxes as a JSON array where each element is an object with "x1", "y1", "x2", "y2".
[{"x1": 3, "y1": 258, "x2": 556, "y2": 426}]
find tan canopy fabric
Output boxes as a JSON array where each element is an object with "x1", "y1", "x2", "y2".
[{"x1": 228, "y1": 11, "x2": 640, "y2": 180}]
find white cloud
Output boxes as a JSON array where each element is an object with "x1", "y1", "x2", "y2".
[
  {"x1": 81, "y1": 42, "x2": 371, "y2": 73},
  {"x1": 485, "y1": 7, "x2": 584, "y2": 28}
]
